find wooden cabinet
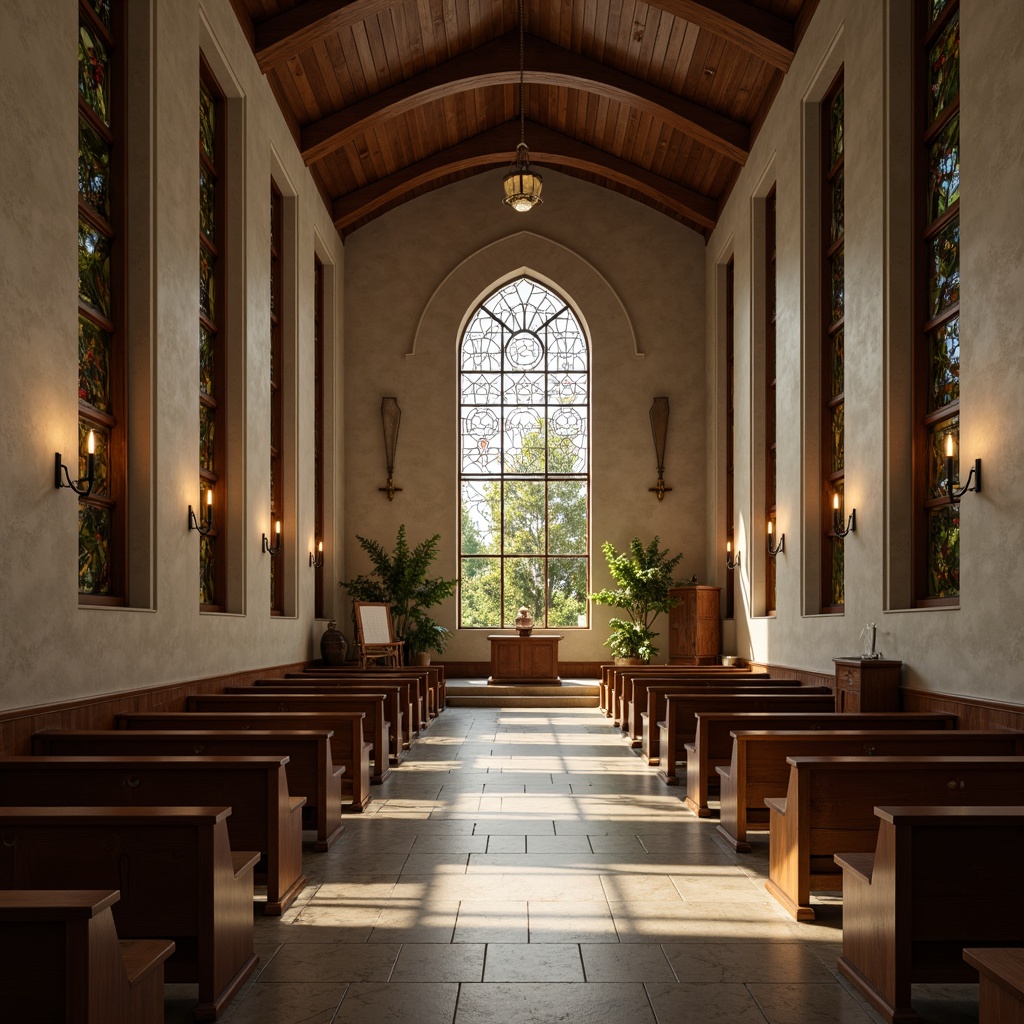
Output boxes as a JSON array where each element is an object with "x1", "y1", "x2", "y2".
[
  {"x1": 668, "y1": 586, "x2": 721, "y2": 665},
  {"x1": 488, "y1": 635, "x2": 562, "y2": 684},
  {"x1": 833, "y1": 658, "x2": 902, "y2": 712}
]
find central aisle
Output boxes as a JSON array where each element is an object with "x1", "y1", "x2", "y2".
[{"x1": 207, "y1": 706, "x2": 972, "y2": 1024}]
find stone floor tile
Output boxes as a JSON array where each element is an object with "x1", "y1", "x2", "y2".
[
  {"x1": 484, "y1": 834, "x2": 526, "y2": 854},
  {"x1": 662, "y1": 942, "x2": 836, "y2": 984},
  {"x1": 368, "y1": 900, "x2": 461, "y2": 943},
  {"x1": 525, "y1": 834, "x2": 593, "y2": 853},
  {"x1": 412, "y1": 835, "x2": 490, "y2": 854},
  {"x1": 389, "y1": 942, "x2": 486, "y2": 982},
  {"x1": 527, "y1": 900, "x2": 619, "y2": 942},
  {"x1": 746, "y1": 981, "x2": 881, "y2": 1022},
  {"x1": 219, "y1": 982, "x2": 347, "y2": 1023},
  {"x1": 580, "y1": 943, "x2": 677, "y2": 982},
  {"x1": 333, "y1": 982, "x2": 459, "y2": 1024},
  {"x1": 455, "y1": 982, "x2": 655, "y2": 1024},
  {"x1": 255, "y1": 942, "x2": 400, "y2": 983},
  {"x1": 482, "y1": 943, "x2": 585, "y2": 982},
  {"x1": 453, "y1": 900, "x2": 530, "y2": 943},
  {"x1": 645, "y1": 981, "x2": 771, "y2": 1023}
]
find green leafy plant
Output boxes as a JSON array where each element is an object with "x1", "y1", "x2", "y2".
[
  {"x1": 339, "y1": 525, "x2": 458, "y2": 663},
  {"x1": 404, "y1": 615, "x2": 452, "y2": 657},
  {"x1": 588, "y1": 537, "x2": 684, "y2": 661}
]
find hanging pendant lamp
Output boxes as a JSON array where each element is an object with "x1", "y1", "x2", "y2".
[{"x1": 502, "y1": 0, "x2": 543, "y2": 212}]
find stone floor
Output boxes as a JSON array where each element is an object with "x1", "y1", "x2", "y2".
[{"x1": 168, "y1": 705, "x2": 981, "y2": 1023}]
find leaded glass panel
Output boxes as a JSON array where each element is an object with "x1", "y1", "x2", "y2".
[
  {"x1": 830, "y1": 87, "x2": 844, "y2": 165},
  {"x1": 86, "y1": 0, "x2": 112, "y2": 29},
  {"x1": 830, "y1": 169, "x2": 844, "y2": 244},
  {"x1": 78, "y1": 23, "x2": 110, "y2": 124},
  {"x1": 199, "y1": 81, "x2": 216, "y2": 163},
  {"x1": 79, "y1": 419, "x2": 110, "y2": 497},
  {"x1": 459, "y1": 277, "x2": 589, "y2": 627},
  {"x1": 79, "y1": 503, "x2": 112, "y2": 595},
  {"x1": 931, "y1": 0, "x2": 952, "y2": 23},
  {"x1": 829, "y1": 535, "x2": 844, "y2": 607},
  {"x1": 200, "y1": 324, "x2": 215, "y2": 395},
  {"x1": 79, "y1": 315, "x2": 110, "y2": 412},
  {"x1": 927, "y1": 504, "x2": 959, "y2": 598},
  {"x1": 79, "y1": 218, "x2": 112, "y2": 317},
  {"x1": 927, "y1": 417, "x2": 958, "y2": 499},
  {"x1": 830, "y1": 403, "x2": 844, "y2": 474},
  {"x1": 928, "y1": 13, "x2": 959, "y2": 122},
  {"x1": 928, "y1": 219, "x2": 959, "y2": 317},
  {"x1": 79, "y1": 118, "x2": 110, "y2": 220},
  {"x1": 200, "y1": 533, "x2": 216, "y2": 605},
  {"x1": 928, "y1": 113, "x2": 959, "y2": 222},
  {"x1": 549, "y1": 557, "x2": 588, "y2": 627},
  {"x1": 200, "y1": 165, "x2": 216, "y2": 242},
  {"x1": 830, "y1": 250, "x2": 845, "y2": 324},
  {"x1": 200, "y1": 402, "x2": 216, "y2": 472},
  {"x1": 200, "y1": 244, "x2": 216, "y2": 320},
  {"x1": 830, "y1": 329, "x2": 844, "y2": 399},
  {"x1": 928, "y1": 316, "x2": 960, "y2": 411}
]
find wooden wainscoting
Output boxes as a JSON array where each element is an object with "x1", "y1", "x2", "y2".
[
  {"x1": 0, "y1": 662, "x2": 307, "y2": 755},
  {"x1": 902, "y1": 688, "x2": 1024, "y2": 731},
  {"x1": 439, "y1": 661, "x2": 603, "y2": 679},
  {"x1": 763, "y1": 663, "x2": 836, "y2": 691}
]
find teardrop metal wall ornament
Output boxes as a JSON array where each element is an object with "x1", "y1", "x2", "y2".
[
  {"x1": 379, "y1": 397, "x2": 402, "y2": 500},
  {"x1": 648, "y1": 396, "x2": 672, "y2": 500}
]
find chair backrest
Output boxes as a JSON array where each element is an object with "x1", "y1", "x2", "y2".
[{"x1": 355, "y1": 602, "x2": 395, "y2": 645}]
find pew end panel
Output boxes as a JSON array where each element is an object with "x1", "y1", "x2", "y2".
[{"x1": 963, "y1": 947, "x2": 1024, "y2": 1024}]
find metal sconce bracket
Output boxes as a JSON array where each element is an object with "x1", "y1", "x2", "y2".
[
  {"x1": 262, "y1": 528, "x2": 282, "y2": 557},
  {"x1": 648, "y1": 397, "x2": 672, "y2": 501},
  {"x1": 767, "y1": 529, "x2": 785, "y2": 557},
  {"x1": 725, "y1": 547, "x2": 741, "y2": 570},
  {"x1": 946, "y1": 457, "x2": 981, "y2": 504},
  {"x1": 188, "y1": 503, "x2": 214, "y2": 536},
  {"x1": 309, "y1": 543, "x2": 324, "y2": 569},
  {"x1": 833, "y1": 507, "x2": 856, "y2": 538},
  {"x1": 379, "y1": 397, "x2": 402, "y2": 501},
  {"x1": 54, "y1": 448, "x2": 95, "y2": 498}
]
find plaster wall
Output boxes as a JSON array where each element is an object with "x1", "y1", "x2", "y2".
[
  {"x1": 706, "y1": 0, "x2": 1024, "y2": 700},
  {"x1": 343, "y1": 170, "x2": 706, "y2": 663},
  {"x1": 0, "y1": 0, "x2": 345, "y2": 712}
]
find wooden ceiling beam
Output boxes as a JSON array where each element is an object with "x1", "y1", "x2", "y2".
[
  {"x1": 254, "y1": 0, "x2": 396, "y2": 73},
  {"x1": 303, "y1": 32, "x2": 749, "y2": 168},
  {"x1": 332, "y1": 121, "x2": 718, "y2": 235},
  {"x1": 644, "y1": 0, "x2": 795, "y2": 71}
]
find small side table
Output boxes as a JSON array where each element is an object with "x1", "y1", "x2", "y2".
[
  {"x1": 833, "y1": 657, "x2": 903, "y2": 712},
  {"x1": 488, "y1": 634, "x2": 562, "y2": 685}
]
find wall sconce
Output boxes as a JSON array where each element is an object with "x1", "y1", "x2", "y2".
[
  {"x1": 262, "y1": 520, "x2": 282, "y2": 557},
  {"x1": 944, "y1": 433, "x2": 981, "y2": 503},
  {"x1": 648, "y1": 397, "x2": 672, "y2": 501},
  {"x1": 188, "y1": 489, "x2": 214, "y2": 536},
  {"x1": 54, "y1": 430, "x2": 96, "y2": 497},
  {"x1": 767, "y1": 520, "x2": 785, "y2": 557},
  {"x1": 725, "y1": 541, "x2": 741, "y2": 570},
  {"x1": 832, "y1": 493, "x2": 856, "y2": 538},
  {"x1": 378, "y1": 396, "x2": 402, "y2": 501},
  {"x1": 309, "y1": 541, "x2": 324, "y2": 568}
]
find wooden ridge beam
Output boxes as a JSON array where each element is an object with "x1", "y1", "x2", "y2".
[
  {"x1": 332, "y1": 121, "x2": 718, "y2": 235},
  {"x1": 254, "y1": 0, "x2": 395, "y2": 73},
  {"x1": 645, "y1": 0, "x2": 795, "y2": 71},
  {"x1": 302, "y1": 32, "x2": 749, "y2": 168}
]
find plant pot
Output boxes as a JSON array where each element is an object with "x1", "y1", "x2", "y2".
[
  {"x1": 320, "y1": 621, "x2": 348, "y2": 666},
  {"x1": 412, "y1": 652, "x2": 431, "y2": 666},
  {"x1": 613, "y1": 656, "x2": 645, "y2": 666}
]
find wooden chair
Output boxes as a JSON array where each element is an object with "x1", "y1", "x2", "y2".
[{"x1": 354, "y1": 602, "x2": 404, "y2": 668}]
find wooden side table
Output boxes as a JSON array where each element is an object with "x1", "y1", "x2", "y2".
[
  {"x1": 668, "y1": 586, "x2": 721, "y2": 665},
  {"x1": 833, "y1": 657, "x2": 902, "y2": 712},
  {"x1": 487, "y1": 635, "x2": 562, "y2": 685}
]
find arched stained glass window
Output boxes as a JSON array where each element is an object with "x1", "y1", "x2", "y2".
[{"x1": 459, "y1": 277, "x2": 590, "y2": 628}]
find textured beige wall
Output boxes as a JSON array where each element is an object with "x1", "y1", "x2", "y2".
[
  {"x1": 0, "y1": 0, "x2": 345, "y2": 711},
  {"x1": 706, "y1": 0, "x2": 1024, "y2": 699},
  {"x1": 343, "y1": 170, "x2": 707, "y2": 663}
]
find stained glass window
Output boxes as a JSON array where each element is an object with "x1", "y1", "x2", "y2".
[
  {"x1": 77, "y1": 0, "x2": 121, "y2": 599},
  {"x1": 459, "y1": 278, "x2": 589, "y2": 628},
  {"x1": 269, "y1": 182, "x2": 283, "y2": 613},
  {"x1": 919, "y1": 0, "x2": 960, "y2": 601},
  {"x1": 199, "y1": 62, "x2": 224, "y2": 607},
  {"x1": 765, "y1": 187, "x2": 778, "y2": 615},
  {"x1": 313, "y1": 256, "x2": 325, "y2": 619},
  {"x1": 822, "y1": 73, "x2": 845, "y2": 611}
]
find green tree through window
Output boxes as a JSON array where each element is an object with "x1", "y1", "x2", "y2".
[{"x1": 459, "y1": 278, "x2": 589, "y2": 628}]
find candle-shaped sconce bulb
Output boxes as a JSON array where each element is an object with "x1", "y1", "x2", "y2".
[
  {"x1": 275, "y1": 520, "x2": 281, "y2": 537},
  {"x1": 85, "y1": 429, "x2": 96, "y2": 487},
  {"x1": 945, "y1": 433, "x2": 954, "y2": 458},
  {"x1": 726, "y1": 541, "x2": 732, "y2": 554},
  {"x1": 318, "y1": 541, "x2": 323, "y2": 554},
  {"x1": 767, "y1": 520, "x2": 773, "y2": 537},
  {"x1": 205, "y1": 487, "x2": 213, "y2": 528},
  {"x1": 87, "y1": 430, "x2": 95, "y2": 455},
  {"x1": 833, "y1": 493, "x2": 839, "y2": 511}
]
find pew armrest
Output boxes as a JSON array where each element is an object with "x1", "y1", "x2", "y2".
[
  {"x1": 834, "y1": 851, "x2": 874, "y2": 884},
  {"x1": 232, "y1": 850, "x2": 261, "y2": 879},
  {"x1": 288, "y1": 796, "x2": 307, "y2": 813},
  {"x1": 764, "y1": 796, "x2": 786, "y2": 815}
]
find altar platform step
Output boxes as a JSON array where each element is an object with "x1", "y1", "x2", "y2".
[{"x1": 445, "y1": 679, "x2": 600, "y2": 708}]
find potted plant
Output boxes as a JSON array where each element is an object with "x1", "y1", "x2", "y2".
[
  {"x1": 588, "y1": 537, "x2": 685, "y2": 663},
  {"x1": 404, "y1": 614, "x2": 452, "y2": 665},
  {"x1": 340, "y1": 525, "x2": 458, "y2": 665}
]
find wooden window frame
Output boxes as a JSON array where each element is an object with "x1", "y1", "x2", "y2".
[
  {"x1": 821, "y1": 69, "x2": 845, "y2": 614},
  {"x1": 725, "y1": 257, "x2": 735, "y2": 620},
  {"x1": 313, "y1": 255, "x2": 325, "y2": 620},
  {"x1": 913, "y1": 0, "x2": 960, "y2": 607},
  {"x1": 765, "y1": 187, "x2": 778, "y2": 615},
  {"x1": 199, "y1": 56, "x2": 227, "y2": 611},
  {"x1": 269, "y1": 180, "x2": 283, "y2": 615},
  {"x1": 78, "y1": 0, "x2": 126, "y2": 606}
]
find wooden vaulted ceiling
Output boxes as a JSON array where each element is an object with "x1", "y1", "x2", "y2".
[{"x1": 227, "y1": 0, "x2": 820, "y2": 239}]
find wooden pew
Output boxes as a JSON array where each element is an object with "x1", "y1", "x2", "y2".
[
  {"x1": 0, "y1": 805, "x2": 259, "y2": 1021},
  {"x1": 0, "y1": 754, "x2": 307, "y2": 915},
  {"x1": 766, "y1": 755, "x2": 1024, "y2": 922},
  {"x1": 301, "y1": 664, "x2": 444, "y2": 719},
  {"x1": 0, "y1": 889, "x2": 175, "y2": 1024},
  {"x1": 963, "y1": 947, "x2": 1024, "y2": 1024},
  {"x1": 717, "y1": 728, "x2": 1021, "y2": 851},
  {"x1": 117, "y1": 711, "x2": 372, "y2": 812},
  {"x1": 189, "y1": 692, "x2": 392, "y2": 782},
  {"x1": 623, "y1": 672, "x2": 777, "y2": 745},
  {"x1": 256, "y1": 678, "x2": 415, "y2": 751},
  {"x1": 286, "y1": 671, "x2": 427, "y2": 735},
  {"x1": 686, "y1": 710, "x2": 958, "y2": 819},
  {"x1": 32, "y1": 728, "x2": 345, "y2": 851},
  {"x1": 650, "y1": 686, "x2": 833, "y2": 773},
  {"x1": 836, "y1": 805, "x2": 1024, "y2": 1023}
]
